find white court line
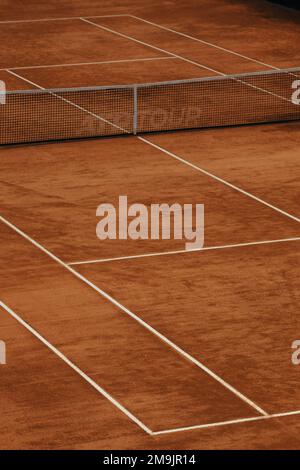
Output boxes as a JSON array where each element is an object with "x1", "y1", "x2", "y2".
[
  {"x1": 0, "y1": 213, "x2": 268, "y2": 417},
  {"x1": 2, "y1": 56, "x2": 174, "y2": 72},
  {"x1": 2, "y1": 12, "x2": 298, "y2": 436},
  {"x1": 0, "y1": 14, "x2": 130, "y2": 24},
  {"x1": 0, "y1": 299, "x2": 152, "y2": 435},
  {"x1": 7, "y1": 70, "x2": 128, "y2": 134},
  {"x1": 68, "y1": 237, "x2": 300, "y2": 266},
  {"x1": 152, "y1": 409, "x2": 300, "y2": 436},
  {"x1": 128, "y1": 15, "x2": 280, "y2": 71},
  {"x1": 139, "y1": 137, "x2": 300, "y2": 224}
]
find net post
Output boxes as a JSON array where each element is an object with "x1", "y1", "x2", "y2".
[{"x1": 133, "y1": 84, "x2": 138, "y2": 135}]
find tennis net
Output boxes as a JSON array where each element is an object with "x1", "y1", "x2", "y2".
[{"x1": 1, "y1": 67, "x2": 300, "y2": 145}]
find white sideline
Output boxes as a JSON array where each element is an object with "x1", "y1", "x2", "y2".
[
  {"x1": 0, "y1": 213, "x2": 268, "y2": 418},
  {"x1": 152, "y1": 409, "x2": 300, "y2": 435},
  {"x1": 0, "y1": 299, "x2": 152, "y2": 435},
  {"x1": 1, "y1": 56, "x2": 174, "y2": 71},
  {"x1": 68, "y1": 237, "x2": 300, "y2": 266}
]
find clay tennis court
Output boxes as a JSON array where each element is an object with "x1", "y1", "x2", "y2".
[{"x1": 0, "y1": 0, "x2": 299, "y2": 450}]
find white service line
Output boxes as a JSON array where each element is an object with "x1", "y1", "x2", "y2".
[
  {"x1": 67, "y1": 237, "x2": 300, "y2": 266},
  {"x1": 139, "y1": 137, "x2": 300, "y2": 224},
  {"x1": 128, "y1": 15, "x2": 280, "y2": 71},
  {"x1": 7, "y1": 69, "x2": 128, "y2": 134},
  {"x1": 152, "y1": 409, "x2": 300, "y2": 436},
  {"x1": 0, "y1": 299, "x2": 152, "y2": 435},
  {"x1": 79, "y1": 17, "x2": 225, "y2": 76},
  {"x1": 0, "y1": 14, "x2": 130, "y2": 24},
  {"x1": 3, "y1": 56, "x2": 174, "y2": 72},
  {"x1": 0, "y1": 213, "x2": 268, "y2": 417}
]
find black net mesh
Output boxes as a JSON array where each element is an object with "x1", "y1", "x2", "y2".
[{"x1": 1, "y1": 68, "x2": 300, "y2": 145}]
